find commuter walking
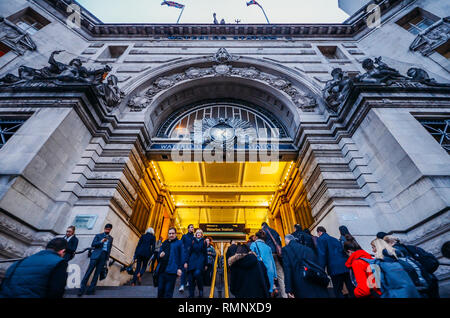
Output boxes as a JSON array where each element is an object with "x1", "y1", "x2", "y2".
[
  {"x1": 179, "y1": 224, "x2": 194, "y2": 292},
  {"x1": 368, "y1": 238, "x2": 420, "y2": 298},
  {"x1": 204, "y1": 237, "x2": 216, "y2": 286},
  {"x1": 250, "y1": 230, "x2": 278, "y2": 296},
  {"x1": 343, "y1": 234, "x2": 381, "y2": 298},
  {"x1": 384, "y1": 235, "x2": 439, "y2": 298},
  {"x1": 246, "y1": 235, "x2": 257, "y2": 248},
  {"x1": 78, "y1": 224, "x2": 113, "y2": 296},
  {"x1": 292, "y1": 224, "x2": 316, "y2": 252},
  {"x1": 316, "y1": 226, "x2": 354, "y2": 298},
  {"x1": 63, "y1": 225, "x2": 79, "y2": 262},
  {"x1": 227, "y1": 244, "x2": 270, "y2": 298},
  {"x1": 157, "y1": 227, "x2": 184, "y2": 298},
  {"x1": 304, "y1": 228, "x2": 318, "y2": 249},
  {"x1": 131, "y1": 227, "x2": 156, "y2": 286},
  {"x1": 0, "y1": 238, "x2": 68, "y2": 298},
  {"x1": 338, "y1": 226, "x2": 351, "y2": 247},
  {"x1": 261, "y1": 222, "x2": 286, "y2": 298},
  {"x1": 184, "y1": 229, "x2": 208, "y2": 298},
  {"x1": 282, "y1": 235, "x2": 329, "y2": 298}
]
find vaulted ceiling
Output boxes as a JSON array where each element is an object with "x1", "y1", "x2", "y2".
[{"x1": 153, "y1": 161, "x2": 291, "y2": 231}]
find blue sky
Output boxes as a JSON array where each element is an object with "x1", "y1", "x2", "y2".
[{"x1": 76, "y1": 0, "x2": 349, "y2": 24}]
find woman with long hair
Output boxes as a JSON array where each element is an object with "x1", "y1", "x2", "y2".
[
  {"x1": 184, "y1": 229, "x2": 208, "y2": 298},
  {"x1": 343, "y1": 234, "x2": 381, "y2": 297}
]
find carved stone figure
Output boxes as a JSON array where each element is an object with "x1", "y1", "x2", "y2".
[
  {"x1": 95, "y1": 75, "x2": 123, "y2": 108},
  {"x1": 128, "y1": 94, "x2": 152, "y2": 112},
  {"x1": 0, "y1": 16, "x2": 36, "y2": 55},
  {"x1": 323, "y1": 68, "x2": 353, "y2": 111},
  {"x1": 213, "y1": 48, "x2": 239, "y2": 64},
  {"x1": 213, "y1": 13, "x2": 219, "y2": 25},
  {"x1": 410, "y1": 17, "x2": 449, "y2": 56},
  {"x1": 406, "y1": 67, "x2": 450, "y2": 87},
  {"x1": 356, "y1": 57, "x2": 405, "y2": 84}
]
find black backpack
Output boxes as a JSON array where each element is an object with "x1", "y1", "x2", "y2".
[{"x1": 403, "y1": 245, "x2": 439, "y2": 274}]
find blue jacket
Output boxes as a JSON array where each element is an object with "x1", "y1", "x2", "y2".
[
  {"x1": 185, "y1": 237, "x2": 207, "y2": 271},
  {"x1": 262, "y1": 225, "x2": 282, "y2": 254},
  {"x1": 181, "y1": 232, "x2": 194, "y2": 252},
  {"x1": 159, "y1": 238, "x2": 184, "y2": 275},
  {"x1": 316, "y1": 233, "x2": 349, "y2": 276},
  {"x1": 90, "y1": 233, "x2": 113, "y2": 260},
  {"x1": 0, "y1": 250, "x2": 67, "y2": 298},
  {"x1": 251, "y1": 240, "x2": 277, "y2": 293},
  {"x1": 134, "y1": 232, "x2": 156, "y2": 259}
]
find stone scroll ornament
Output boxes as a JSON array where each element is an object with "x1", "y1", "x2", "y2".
[
  {"x1": 0, "y1": 50, "x2": 123, "y2": 110},
  {"x1": 127, "y1": 48, "x2": 317, "y2": 112},
  {"x1": 322, "y1": 56, "x2": 450, "y2": 112},
  {"x1": 0, "y1": 16, "x2": 36, "y2": 55},
  {"x1": 410, "y1": 17, "x2": 449, "y2": 56}
]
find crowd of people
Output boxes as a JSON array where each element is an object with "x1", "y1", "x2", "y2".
[{"x1": 0, "y1": 221, "x2": 444, "y2": 299}]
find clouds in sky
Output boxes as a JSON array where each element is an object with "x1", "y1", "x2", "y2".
[{"x1": 76, "y1": 0, "x2": 349, "y2": 24}]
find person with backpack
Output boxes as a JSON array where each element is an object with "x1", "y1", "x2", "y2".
[
  {"x1": 292, "y1": 224, "x2": 316, "y2": 252},
  {"x1": 261, "y1": 222, "x2": 286, "y2": 298},
  {"x1": 250, "y1": 230, "x2": 278, "y2": 297},
  {"x1": 384, "y1": 235, "x2": 439, "y2": 298},
  {"x1": 367, "y1": 238, "x2": 421, "y2": 298},
  {"x1": 282, "y1": 234, "x2": 330, "y2": 298},
  {"x1": 343, "y1": 234, "x2": 382, "y2": 298},
  {"x1": 316, "y1": 226, "x2": 354, "y2": 298}
]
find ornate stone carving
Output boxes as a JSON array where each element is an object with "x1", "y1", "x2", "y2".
[
  {"x1": 127, "y1": 94, "x2": 153, "y2": 112},
  {"x1": 0, "y1": 16, "x2": 36, "y2": 55},
  {"x1": 323, "y1": 57, "x2": 450, "y2": 111},
  {"x1": 410, "y1": 17, "x2": 450, "y2": 56},
  {"x1": 0, "y1": 214, "x2": 34, "y2": 242},
  {"x1": 0, "y1": 50, "x2": 123, "y2": 109},
  {"x1": 135, "y1": 64, "x2": 317, "y2": 112},
  {"x1": 212, "y1": 48, "x2": 239, "y2": 64}
]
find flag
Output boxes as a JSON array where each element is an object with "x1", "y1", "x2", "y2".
[
  {"x1": 161, "y1": 1, "x2": 185, "y2": 9},
  {"x1": 246, "y1": 0, "x2": 260, "y2": 7}
]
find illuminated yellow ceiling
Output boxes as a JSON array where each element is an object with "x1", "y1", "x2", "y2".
[{"x1": 151, "y1": 161, "x2": 292, "y2": 231}]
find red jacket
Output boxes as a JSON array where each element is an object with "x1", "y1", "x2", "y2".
[{"x1": 345, "y1": 249, "x2": 382, "y2": 298}]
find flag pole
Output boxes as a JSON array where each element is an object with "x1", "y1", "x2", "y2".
[
  {"x1": 176, "y1": 6, "x2": 185, "y2": 24},
  {"x1": 257, "y1": 4, "x2": 270, "y2": 24}
]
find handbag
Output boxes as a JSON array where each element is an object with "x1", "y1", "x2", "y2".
[
  {"x1": 289, "y1": 244, "x2": 330, "y2": 287},
  {"x1": 265, "y1": 228, "x2": 282, "y2": 258},
  {"x1": 99, "y1": 265, "x2": 108, "y2": 281}
]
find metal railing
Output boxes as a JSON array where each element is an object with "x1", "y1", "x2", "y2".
[
  {"x1": 223, "y1": 245, "x2": 230, "y2": 298},
  {"x1": 209, "y1": 248, "x2": 220, "y2": 298}
]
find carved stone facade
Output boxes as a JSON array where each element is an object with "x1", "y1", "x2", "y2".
[{"x1": 410, "y1": 17, "x2": 450, "y2": 56}]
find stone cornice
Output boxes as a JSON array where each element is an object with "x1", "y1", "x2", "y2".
[{"x1": 38, "y1": 0, "x2": 403, "y2": 39}]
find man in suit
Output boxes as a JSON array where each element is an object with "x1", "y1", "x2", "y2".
[
  {"x1": 63, "y1": 226, "x2": 79, "y2": 262},
  {"x1": 316, "y1": 226, "x2": 354, "y2": 298},
  {"x1": 157, "y1": 227, "x2": 184, "y2": 298},
  {"x1": 78, "y1": 224, "x2": 113, "y2": 296}
]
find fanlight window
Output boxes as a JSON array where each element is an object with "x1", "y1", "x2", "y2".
[{"x1": 158, "y1": 102, "x2": 288, "y2": 140}]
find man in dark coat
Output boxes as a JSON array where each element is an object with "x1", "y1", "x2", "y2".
[
  {"x1": 179, "y1": 224, "x2": 194, "y2": 292},
  {"x1": 316, "y1": 226, "x2": 354, "y2": 298},
  {"x1": 261, "y1": 222, "x2": 286, "y2": 298},
  {"x1": 292, "y1": 224, "x2": 316, "y2": 252},
  {"x1": 63, "y1": 225, "x2": 78, "y2": 262},
  {"x1": 282, "y1": 235, "x2": 329, "y2": 298},
  {"x1": 227, "y1": 244, "x2": 270, "y2": 298},
  {"x1": 0, "y1": 238, "x2": 68, "y2": 298},
  {"x1": 131, "y1": 227, "x2": 156, "y2": 285},
  {"x1": 78, "y1": 223, "x2": 113, "y2": 296},
  {"x1": 157, "y1": 227, "x2": 184, "y2": 298}
]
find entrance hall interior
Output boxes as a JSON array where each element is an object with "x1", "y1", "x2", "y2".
[{"x1": 133, "y1": 159, "x2": 314, "y2": 244}]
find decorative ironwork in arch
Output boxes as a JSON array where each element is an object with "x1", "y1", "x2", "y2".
[{"x1": 156, "y1": 99, "x2": 289, "y2": 139}]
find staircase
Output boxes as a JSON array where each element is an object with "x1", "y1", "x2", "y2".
[{"x1": 64, "y1": 271, "x2": 219, "y2": 298}]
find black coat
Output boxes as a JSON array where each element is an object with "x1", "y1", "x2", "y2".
[
  {"x1": 63, "y1": 235, "x2": 79, "y2": 261},
  {"x1": 282, "y1": 240, "x2": 329, "y2": 298},
  {"x1": 228, "y1": 252, "x2": 270, "y2": 298},
  {"x1": 292, "y1": 229, "x2": 316, "y2": 252},
  {"x1": 185, "y1": 238, "x2": 207, "y2": 271},
  {"x1": 134, "y1": 233, "x2": 156, "y2": 259}
]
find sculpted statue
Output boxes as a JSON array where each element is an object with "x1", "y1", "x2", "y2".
[
  {"x1": 95, "y1": 75, "x2": 123, "y2": 108},
  {"x1": 0, "y1": 50, "x2": 122, "y2": 108},
  {"x1": 356, "y1": 57, "x2": 406, "y2": 84},
  {"x1": 0, "y1": 16, "x2": 36, "y2": 55},
  {"x1": 323, "y1": 68, "x2": 353, "y2": 111},
  {"x1": 213, "y1": 13, "x2": 219, "y2": 24}
]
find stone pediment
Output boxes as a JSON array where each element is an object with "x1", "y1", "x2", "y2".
[{"x1": 409, "y1": 17, "x2": 450, "y2": 56}]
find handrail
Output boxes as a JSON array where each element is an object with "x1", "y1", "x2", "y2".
[
  {"x1": 223, "y1": 245, "x2": 229, "y2": 298},
  {"x1": 209, "y1": 248, "x2": 220, "y2": 298}
]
